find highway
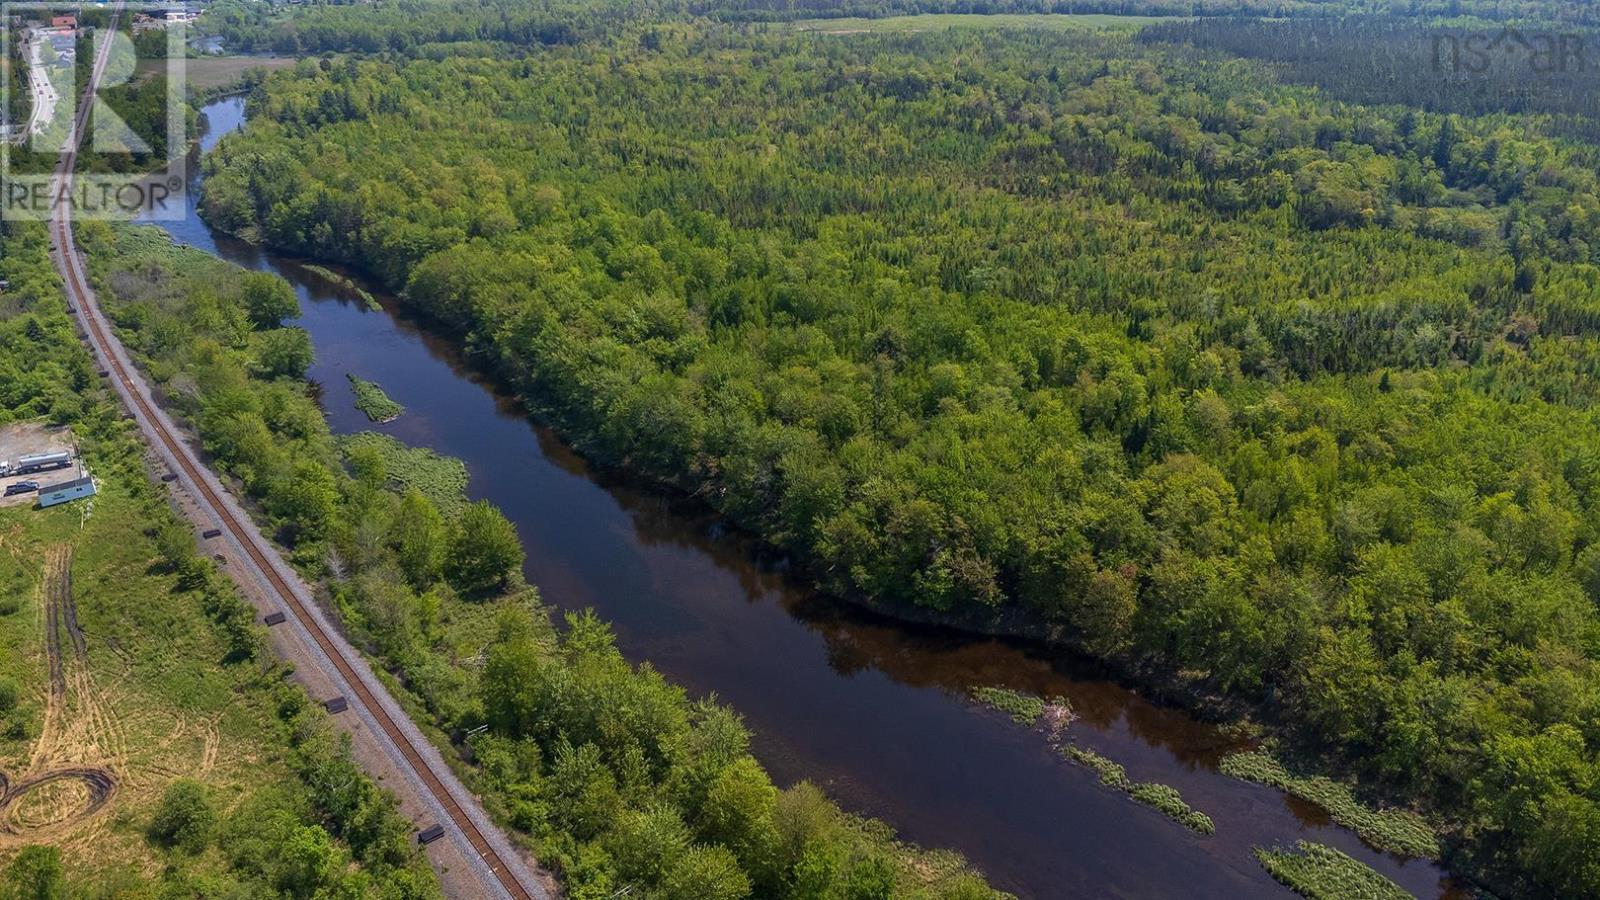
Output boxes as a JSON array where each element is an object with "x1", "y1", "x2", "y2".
[
  {"x1": 24, "y1": 31, "x2": 60, "y2": 139},
  {"x1": 45, "y1": 8, "x2": 550, "y2": 898}
]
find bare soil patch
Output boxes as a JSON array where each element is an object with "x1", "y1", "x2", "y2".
[{"x1": 0, "y1": 423, "x2": 79, "y2": 509}]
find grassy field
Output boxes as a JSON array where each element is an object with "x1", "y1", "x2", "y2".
[
  {"x1": 184, "y1": 55, "x2": 298, "y2": 91},
  {"x1": 135, "y1": 54, "x2": 297, "y2": 93},
  {"x1": 0, "y1": 449, "x2": 298, "y2": 885},
  {"x1": 791, "y1": 13, "x2": 1171, "y2": 33}
]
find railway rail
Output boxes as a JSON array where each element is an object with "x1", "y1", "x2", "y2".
[{"x1": 43, "y1": 9, "x2": 545, "y2": 897}]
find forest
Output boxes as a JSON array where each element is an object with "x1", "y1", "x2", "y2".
[
  {"x1": 1143, "y1": 18, "x2": 1600, "y2": 140},
  {"x1": 79, "y1": 223, "x2": 1001, "y2": 899},
  {"x1": 199, "y1": 0, "x2": 1600, "y2": 56},
  {"x1": 193, "y1": 14, "x2": 1600, "y2": 896}
]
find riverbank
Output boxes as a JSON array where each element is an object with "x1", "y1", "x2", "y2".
[
  {"x1": 150, "y1": 94, "x2": 1468, "y2": 899},
  {"x1": 199, "y1": 222, "x2": 1471, "y2": 899},
  {"x1": 85, "y1": 218, "x2": 1005, "y2": 900}
]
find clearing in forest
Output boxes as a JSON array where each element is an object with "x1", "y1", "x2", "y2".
[
  {"x1": 790, "y1": 13, "x2": 1171, "y2": 34},
  {"x1": 0, "y1": 537, "x2": 226, "y2": 880}
]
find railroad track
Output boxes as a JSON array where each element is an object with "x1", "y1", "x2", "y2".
[{"x1": 45, "y1": 10, "x2": 543, "y2": 898}]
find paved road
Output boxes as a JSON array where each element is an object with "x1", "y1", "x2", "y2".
[
  {"x1": 45, "y1": 8, "x2": 552, "y2": 898},
  {"x1": 25, "y1": 32, "x2": 60, "y2": 139}
]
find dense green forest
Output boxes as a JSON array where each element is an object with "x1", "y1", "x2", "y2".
[
  {"x1": 0, "y1": 223, "x2": 441, "y2": 896},
  {"x1": 81, "y1": 224, "x2": 1001, "y2": 899},
  {"x1": 200, "y1": 0, "x2": 1600, "y2": 55},
  {"x1": 1145, "y1": 18, "x2": 1600, "y2": 139},
  {"x1": 196, "y1": 18, "x2": 1600, "y2": 895},
  {"x1": 695, "y1": 0, "x2": 1600, "y2": 25}
]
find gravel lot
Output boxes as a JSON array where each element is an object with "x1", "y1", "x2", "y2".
[{"x1": 0, "y1": 422, "x2": 82, "y2": 507}]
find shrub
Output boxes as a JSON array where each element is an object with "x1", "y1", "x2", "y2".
[
  {"x1": 3, "y1": 845, "x2": 65, "y2": 899},
  {"x1": 447, "y1": 501, "x2": 523, "y2": 596},
  {"x1": 148, "y1": 779, "x2": 216, "y2": 852}
]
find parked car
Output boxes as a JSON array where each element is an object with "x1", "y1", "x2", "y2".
[{"x1": 4, "y1": 481, "x2": 40, "y2": 496}]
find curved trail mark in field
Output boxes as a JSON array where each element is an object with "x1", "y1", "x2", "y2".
[{"x1": 0, "y1": 768, "x2": 117, "y2": 835}]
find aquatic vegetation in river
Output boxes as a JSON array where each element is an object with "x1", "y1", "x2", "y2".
[
  {"x1": 337, "y1": 431, "x2": 468, "y2": 516},
  {"x1": 1253, "y1": 841, "x2": 1410, "y2": 900},
  {"x1": 1061, "y1": 745, "x2": 1215, "y2": 835},
  {"x1": 970, "y1": 687, "x2": 1046, "y2": 725},
  {"x1": 348, "y1": 374, "x2": 405, "y2": 423},
  {"x1": 1221, "y1": 752, "x2": 1437, "y2": 859},
  {"x1": 303, "y1": 264, "x2": 382, "y2": 310}
]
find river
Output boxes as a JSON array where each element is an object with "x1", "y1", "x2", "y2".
[{"x1": 147, "y1": 95, "x2": 1462, "y2": 899}]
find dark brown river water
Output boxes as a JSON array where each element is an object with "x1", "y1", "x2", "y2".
[{"x1": 149, "y1": 96, "x2": 1466, "y2": 899}]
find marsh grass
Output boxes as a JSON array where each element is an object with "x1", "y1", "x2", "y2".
[
  {"x1": 1253, "y1": 841, "x2": 1411, "y2": 900},
  {"x1": 1062, "y1": 745, "x2": 1215, "y2": 835},
  {"x1": 347, "y1": 374, "x2": 405, "y2": 423},
  {"x1": 969, "y1": 687, "x2": 1210, "y2": 833},
  {"x1": 1221, "y1": 752, "x2": 1437, "y2": 859},
  {"x1": 112, "y1": 225, "x2": 230, "y2": 279},
  {"x1": 338, "y1": 431, "x2": 468, "y2": 516},
  {"x1": 304, "y1": 265, "x2": 382, "y2": 311},
  {"x1": 970, "y1": 686, "x2": 1047, "y2": 725}
]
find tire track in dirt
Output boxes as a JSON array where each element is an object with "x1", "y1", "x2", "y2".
[
  {"x1": 0, "y1": 768, "x2": 117, "y2": 837},
  {"x1": 0, "y1": 545, "x2": 118, "y2": 841},
  {"x1": 43, "y1": 546, "x2": 66, "y2": 700},
  {"x1": 59, "y1": 550, "x2": 86, "y2": 659},
  {"x1": 30, "y1": 547, "x2": 68, "y2": 771}
]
